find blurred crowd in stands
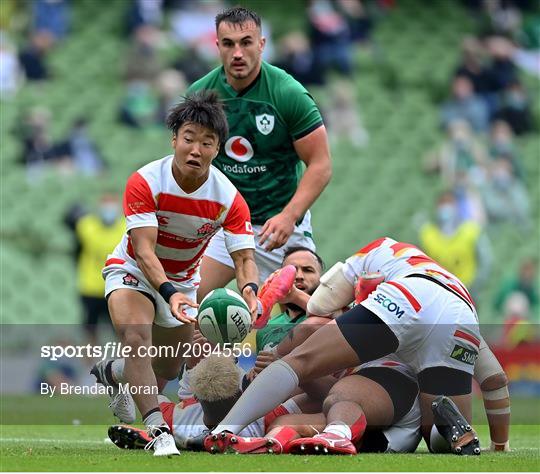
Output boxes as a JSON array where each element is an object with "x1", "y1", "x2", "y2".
[
  {"x1": 420, "y1": 0, "x2": 539, "y2": 345},
  {"x1": 116, "y1": 0, "x2": 378, "y2": 147},
  {"x1": 0, "y1": 0, "x2": 537, "y2": 349}
]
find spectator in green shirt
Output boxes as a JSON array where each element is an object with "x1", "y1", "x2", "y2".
[{"x1": 494, "y1": 257, "x2": 539, "y2": 319}]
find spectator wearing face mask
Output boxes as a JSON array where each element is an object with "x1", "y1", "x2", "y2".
[
  {"x1": 419, "y1": 191, "x2": 492, "y2": 300},
  {"x1": 480, "y1": 156, "x2": 531, "y2": 231},
  {"x1": 488, "y1": 120, "x2": 523, "y2": 180},
  {"x1": 71, "y1": 192, "x2": 125, "y2": 347}
]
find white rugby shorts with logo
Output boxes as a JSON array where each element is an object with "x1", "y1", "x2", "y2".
[
  {"x1": 204, "y1": 211, "x2": 316, "y2": 282},
  {"x1": 360, "y1": 276, "x2": 480, "y2": 376},
  {"x1": 103, "y1": 261, "x2": 197, "y2": 328}
]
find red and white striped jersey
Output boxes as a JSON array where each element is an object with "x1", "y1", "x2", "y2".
[
  {"x1": 109, "y1": 155, "x2": 254, "y2": 283},
  {"x1": 343, "y1": 237, "x2": 475, "y2": 311}
]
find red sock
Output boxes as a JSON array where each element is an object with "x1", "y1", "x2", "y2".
[
  {"x1": 269, "y1": 426, "x2": 299, "y2": 447},
  {"x1": 350, "y1": 413, "x2": 367, "y2": 444}
]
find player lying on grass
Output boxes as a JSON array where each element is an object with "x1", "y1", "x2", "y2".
[
  {"x1": 205, "y1": 356, "x2": 423, "y2": 455},
  {"x1": 108, "y1": 354, "x2": 318, "y2": 453},
  {"x1": 205, "y1": 237, "x2": 493, "y2": 455},
  {"x1": 109, "y1": 354, "x2": 427, "y2": 455}
]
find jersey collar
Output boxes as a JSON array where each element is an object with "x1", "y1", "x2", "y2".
[{"x1": 220, "y1": 64, "x2": 262, "y2": 97}]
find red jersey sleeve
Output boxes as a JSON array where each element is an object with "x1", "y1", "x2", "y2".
[
  {"x1": 123, "y1": 172, "x2": 158, "y2": 231},
  {"x1": 223, "y1": 192, "x2": 255, "y2": 254},
  {"x1": 222, "y1": 191, "x2": 253, "y2": 235}
]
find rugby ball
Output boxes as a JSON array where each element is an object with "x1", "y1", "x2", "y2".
[{"x1": 197, "y1": 288, "x2": 252, "y2": 345}]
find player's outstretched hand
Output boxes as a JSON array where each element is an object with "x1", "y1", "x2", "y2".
[
  {"x1": 259, "y1": 211, "x2": 296, "y2": 251},
  {"x1": 242, "y1": 285, "x2": 259, "y2": 324},
  {"x1": 254, "y1": 350, "x2": 278, "y2": 374},
  {"x1": 169, "y1": 292, "x2": 199, "y2": 323}
]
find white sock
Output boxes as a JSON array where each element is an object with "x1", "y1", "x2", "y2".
[
  {"x1": 143, "y1": 409, "x2": 167, "y2": 431},
  {"x1": 323, "y1": 422, "x2": 352, "y2": 440},
  {"x1": 111, "y1": 359, "x2": 126, "y2": 384},
  {"x1": 211, "y1": 359, "x2": 299, "y2": 434}
]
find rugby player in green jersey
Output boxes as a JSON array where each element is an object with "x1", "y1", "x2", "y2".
[
  {"x1": 187, "y1": 6, "x2": 332, "y2": 293},
  {"x1": 256, "y1": 246, "x2": 324, "y2": 352}
]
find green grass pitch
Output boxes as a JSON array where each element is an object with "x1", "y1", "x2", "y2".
[{"x1": 1, "y1": 396, "x2": 539, "y2": 471}]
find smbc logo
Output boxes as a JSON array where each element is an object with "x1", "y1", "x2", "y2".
[{"x1": 224, "y1": 136, "x2": 254, "y2": 162}]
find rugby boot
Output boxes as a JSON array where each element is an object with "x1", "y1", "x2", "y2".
[
  {"x1": 204, "y1": 431, "x2": 234, "y2": 454},
  {"x1": 146, "y1": 425, "x2": 180, "y2": 456},
  {"x1": 108, "y1": 424, "x2": 151, "y2": 450},
  {"x1": 254, "y1": 265, "x2": 296, "y2": 329},
  {"x1": 91, "y1": 359, "x2": 136, "y2": 424},
  {"x1": 432, "y1": 395, "x2": 481, "y2": 455},
  {"x1": 286, "y1": 433, "x2": 357, "y2": 455},
  {"x1": 185, "y1": 429, "x2": 211, "y2": 452},
  {"x1": 354, "y1": 272, "x2": 385, "y2": 304},
  {"x1": 223, "y1": 434, "x2": 283, "y2": 454}
]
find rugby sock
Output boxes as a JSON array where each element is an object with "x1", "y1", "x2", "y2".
[
  {"x1": 351, "y1": 413, "x2": 367, "y2": 443},
  {"x1": 323, "y1": 422, "x2": 352, "y2": 440},
  {"x1": 143, "y1": 407, "x2": 167, "y2": 433},
  {"x1": 211, "y1": 360, "x2": 299, "y2": 435},
  {"x1": 110, "y1": 358, "x2": 126, "y2": 384},
  {"x1": 265, "y1": 426, "x2": 300, "y2": 452}
]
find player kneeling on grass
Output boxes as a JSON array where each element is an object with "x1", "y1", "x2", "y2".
[{"x1": 205, "y1": 237, "x2": 486, "y2": 455}]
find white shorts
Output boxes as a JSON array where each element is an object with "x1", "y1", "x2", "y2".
[
  {"x1": 384, "y1": 397, "x2": 422, "y2": 453},
  {"x1": 361, "y1": 276, "x2": 480, "y2": 375},
  {"x1": 203, "y1": 211, "x2": 316, "y2": 282},
  {"x1": 103, "y1": 261, "x2": 198, "y2": 328}
]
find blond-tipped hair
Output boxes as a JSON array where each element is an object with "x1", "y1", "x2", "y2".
[{"x1": 190, "y1": 355, "x2": 241, "y2": 402}]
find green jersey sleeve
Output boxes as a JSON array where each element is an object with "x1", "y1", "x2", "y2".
[{"x1": 277, "y1": 77, "x2": 323, "y2": 141}]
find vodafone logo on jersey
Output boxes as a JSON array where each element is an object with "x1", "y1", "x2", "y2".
[{"x1": 225, "y1": 136, "x2": 254, "y2": 162}]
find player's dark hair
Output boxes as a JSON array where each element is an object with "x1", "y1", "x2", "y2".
[
  {"x1": 283, "y1": 246, "x2": 325, "y2": 271},
  {"x1": 215, "y1": 6, "x2": 261, "y2": 31},
  {"x1": 166, "y1": 90, "x2": 228, "y2": 145}
]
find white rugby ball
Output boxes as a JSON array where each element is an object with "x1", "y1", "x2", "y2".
[{"x1": 197, "y1": 288, "x2": 252, "y2": 345}]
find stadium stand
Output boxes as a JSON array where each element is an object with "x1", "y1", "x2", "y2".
[{"x1": 1, "y1": 0, "x2": 538, "y2": 327}]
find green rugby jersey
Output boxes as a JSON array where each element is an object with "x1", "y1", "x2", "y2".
[
  {"x1": 187, "y1": 61, "x2": 323, "y2": 225},
  {"x1": 255, "y1": 311, "x2": 307, "y2": 354}
]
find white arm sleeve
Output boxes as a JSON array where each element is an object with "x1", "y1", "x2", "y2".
[{"x1": 307, "y1": 262, "x2": 355, "y2": 317}]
